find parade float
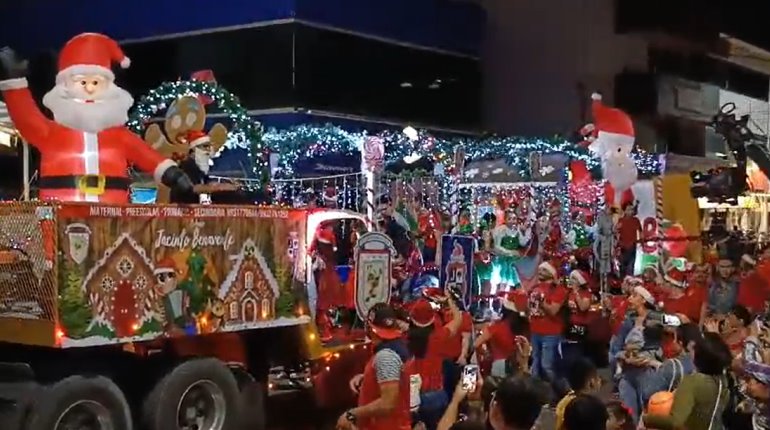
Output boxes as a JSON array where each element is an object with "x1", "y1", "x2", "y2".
[{"x1": 0, "y1": 33, "x2": 396, "y2": 429}]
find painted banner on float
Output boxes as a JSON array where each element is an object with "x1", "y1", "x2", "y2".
[
  {"x1": 53, "y1": 204, "x2": 306, "y2": 347},
  {"x1": 439, "y1": 234, "x2": 475, "y2": 306}
]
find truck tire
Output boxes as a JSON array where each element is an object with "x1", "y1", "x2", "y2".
[
  {"x1": 142, "y1": 358, "x2": 240, "y2": 430},
  {"x1": 232, "y1": 371, "x2": 266, "y2": 430},
  {"x1": 24, "y1": 375, "x2": 132, "y2": 430}
]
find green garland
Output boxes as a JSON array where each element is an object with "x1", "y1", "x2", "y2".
[{"x1": 127, "y1": 80, "x2": 265, "y2": 175}]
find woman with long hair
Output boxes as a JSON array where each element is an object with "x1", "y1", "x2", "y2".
[
  {"x1": 408, "y1": 293, "x2": 462, "y2": 430},
  {"x1": 474, "y1": 292, "x2": 529, "y2": 378},
  {"x1": 641, "y1": 332, "x2": 732, "y2": 430}
]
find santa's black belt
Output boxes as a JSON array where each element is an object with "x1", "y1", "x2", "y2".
[{"x1": 39, "y1": 175, "x2": 132, "y2": 191}]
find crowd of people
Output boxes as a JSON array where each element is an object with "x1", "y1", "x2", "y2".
[{"x1": 334, "y1": 235, "x2": 770, "y2": 430}]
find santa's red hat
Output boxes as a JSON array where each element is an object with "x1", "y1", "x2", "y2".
[
  {"x1": 316, "y1": 226, "x2": 336, "y2": 245},
  {"x1": 184, "y1": 130, "x2": 211, "y2": 150},
  {"x1": 591, "y1": 93, "x2": 635, "y2": 153},
  {"x1": 538, "y1": 260, "x2": 558, "y2": 278},
  {"x1": 664, "y1": 266, "x2": 687, "y2": 288},
  {"x1": 154, "y1": 257, "x2": 177, "y2": 275},
  {"x1": 409, "y1": 299, "x2": 436, "y2": 328},
  {"x1": 569, "y1": 269, "x2": 590, "y2": 286},
  {"x1": 501, "y1": 291, "x2": 525, "y2": 316},
  {"x1": 56, "y1": 33, "x2": 130, "y2": 84}
]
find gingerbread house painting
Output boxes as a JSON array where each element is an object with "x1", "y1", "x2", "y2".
[
  {"x1": 81, "y1": 233, "x2": 155, "y2": 338},
  {"x1": 219, "y1": 239, "x2": 279, "y2": 325}
]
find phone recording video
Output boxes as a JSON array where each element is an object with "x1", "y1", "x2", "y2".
[
  {"x1": 662, "y1": 314, "x2": 682, "y2": 327},
  {"x1": 461, "y1": 365, "x2": 479, "y2": 392}
]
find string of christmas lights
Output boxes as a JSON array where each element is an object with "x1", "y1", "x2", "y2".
[
  {"x1": 126, "y1": 80, "x2": 265, "y2": 174},
  {"x1": 261, "y1": 124, "x2": 661, "y2": 179},
  {"x1": 127, "y1": 83, "x2": 661, "y2": 184}
]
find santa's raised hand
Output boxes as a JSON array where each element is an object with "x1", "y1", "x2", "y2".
[{"x1": 0, "y1": 33, "x2": 193, "y2": 203}]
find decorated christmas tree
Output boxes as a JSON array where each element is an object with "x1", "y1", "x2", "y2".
[
  {"x1": 273, "y1": 264, "x2": 296, "y2": 317},
  {"x1": 58, "y1": 265, "x2": 92, "y2": 338},
  {"x1": 179, "y1": 250, "x2": 215, "y2": 317}
]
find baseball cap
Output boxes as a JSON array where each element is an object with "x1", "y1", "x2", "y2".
[{"x1": 367, "y1": 303, "x2": 403, "y2": 340}]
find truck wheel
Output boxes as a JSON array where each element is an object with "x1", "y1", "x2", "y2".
[
  {"x1": 232, "y1": 370, "x2": 266, "y2": 430},
  {"x1": 142, "y1": 358, "x2": 240, "y2": 430},
  {"x1": 24, "y1": 375, "x2": 132, "y2": 430}
]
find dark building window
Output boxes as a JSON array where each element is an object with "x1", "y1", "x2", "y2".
[
  {"x1": 293, "y1": 25, "x2": 481, "y2": 129},
  {"x1": 615, "y1": 0, "x2": 721, "y2": 46},
  {"x1": 118, "y1": 24, "x2": 295, "y2": 109},
  {"x1": 649, "y1": 48, "x2": 769, "y2": 101},
  {"x1": 105, "y1": 23, "x2": 482, "y2": 129}
]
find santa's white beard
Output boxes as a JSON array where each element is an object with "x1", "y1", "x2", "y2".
[
  {"x1": 42, "y1": 83, "x2": 134, "y2": 133},
  {"x1": 193, "y1": 149, "x2": 211, "y2": 174}
]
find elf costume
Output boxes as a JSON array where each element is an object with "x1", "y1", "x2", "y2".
[{"x1": 492, "y1": 210, "x2": 530, "y2": 290}]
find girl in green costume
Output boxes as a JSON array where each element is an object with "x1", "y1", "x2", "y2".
[{"x1": 492, "y1": 209, "x2": 530, "y2": 290}]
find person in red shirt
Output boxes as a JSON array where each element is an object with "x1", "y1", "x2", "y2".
[
  {"x1": 641, "y1": 265, "x2": 664, "y2": 300},
  {"x1": 737, "y1": 256, "x2": 770, "y2": 314},
  {"x1": 560, "y1": 269, "x2": 594, "y2": 373},
  {"x1": 616, "y1": 202, "x2": 641, "y2": 278},
  {"x1": 340, "y1": 303, "x2": 411, "y2": 430},
  {"x1": 440, "y1": 303, "x2": 473, "y2": 400},
  {"x1": 407, "y1": 295, "x2": 462, "y2": 430},
  {"x1": 528, "y1": 261, "x2": 568, "y2": 383},
  {"x1": 661, "y1": 266, "x2": 703, "y2": 324},
  {"x1": 474, "y1": 291, "x2": 529, "y2": 377}
]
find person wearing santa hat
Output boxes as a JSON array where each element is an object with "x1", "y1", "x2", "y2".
[
  {"x1": 169, "y1": 129, "x2": 238, "y2": 204},
  {"x1": 473, "y1": 290, "x2": 528, "y2": 378},
  {"x1": 309, "y1": 222, "x2": 342, "y2": 341},
  {"x1": 406, "y1": 296, "x2": 461, "y2": 430},
  {"x1": 559, "y1": 269, "x2": 595, "y2": 374},
  {"x1": 527, "y1": 260, "x2": 568, "y2": 384},
  {"x1": 737, "y1": 256, "x2": 770, "y2": 315},
  {"x1": 153, "y1": 257, "x2": 188, "y2": 334},
  {"x1": 659, "y1": 264, "x2": 703, "y2": 324},
  {"x1": 0, "y1": 34, "x2": 194, "y2": 203}
]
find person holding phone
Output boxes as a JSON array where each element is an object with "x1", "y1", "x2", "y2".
[
  {"x1": 408, "y1": 294, "x2": 462, "y2": 430},
  {"x1": 474, "y1": 291, "x2": 528, "y2": 378}
]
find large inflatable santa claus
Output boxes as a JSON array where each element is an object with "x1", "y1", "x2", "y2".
[
  {"x1": 588, "y1": 93, "x2": 638, "y2": 208},
  {"x1": 0, "y1": 33, "x2": 192, "y2": 203}
]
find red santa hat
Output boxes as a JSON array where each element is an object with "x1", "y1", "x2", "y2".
[
  {"x1": 154, "y1": 257, "x2": 177, "y2": 275},
  {"x1": 316, "y1": 225, "x2": 336, "y2": 245},
  {"x1": 569, "y1": 269, "x2": 589, "y2": 286},
  {"x1": 664, "y1": 266, "x2": 687, "y2": 288},
  {"x1": 501, "y1": 291, "x2": 526, "y2": 316},
  {"x1": 184, "y1": 130, "x2": 211, "y2": 150},
  {"x1": 591, "y1": 93, "x2": 635, "y2": 152},
  {"x1": 538, "y1": 261, "x2": 558, "y2": 278},
  {"x1": 409, "y1": 299, "x2": 436, "y2": 328},
  {"x1": 56, "y1": 33, "x2": 130, "y2": 84}
]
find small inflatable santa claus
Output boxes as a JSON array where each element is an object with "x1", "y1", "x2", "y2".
[{"x1": 0, "y1": 33, "x2": 192, "y2": 203}]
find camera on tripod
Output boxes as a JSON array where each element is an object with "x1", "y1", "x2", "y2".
[{"x1": 690, "y1": 102, "x2": 752, "y2": 203}]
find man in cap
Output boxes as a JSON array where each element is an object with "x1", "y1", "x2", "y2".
[{"x1": 340, "y1": 303, "x2": 412, "y2": 430}]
